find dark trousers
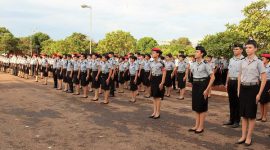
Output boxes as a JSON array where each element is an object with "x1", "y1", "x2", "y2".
[
  {"x1": 227, "y1": 80, "x2": 240, "y2": 123},
  {"x1": 67, "y1": 71, "x2": 73, "y2": 92},
  {"x1": 110, "y1": 78, "x2": 115, "y2": 96},
  {"x1": 53, "y1": 68, "x2": 58, "y2": 88},
  {"x1": 172, "y1": 75, "x2": 176, "y2": 89}
]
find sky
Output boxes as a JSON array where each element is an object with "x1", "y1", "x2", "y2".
[{"x1": 0, "y1": 0, "x2": 256, "y2": 44}]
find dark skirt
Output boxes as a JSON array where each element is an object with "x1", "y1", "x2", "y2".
[
  {"x1": 143, "y1": 71, "x2": 151, "y2": 87},
  {"x1": 192, "y1": 79, "x2": 209, "y2": 113},
  {"x1": 239, "y1": 85, "x2": 259, "y2": 119},
  {"x1": 119, "y1": 71, "x2": 125, "y2": 84},
  {"x1": 177, "y1": 72, "x2": 186, "y2": 89},
  {"x1": 124, "y1": 70, "x2": 130, "y2": 81},
  {"x1": 66, "y1": 71, "x2": 73, "y2": 84},
  {"x1": 214, "y1": 68, "x2": 222, "y2": 86},
  {"x1": 91, "y1": 71, "x2": 100, "y2": 88},
  {"x1": 130, "y1": 75, "x2": 138, "y2": 91},
  {"x1": 42, "y1": 66, "x2": 48, "y2": 77},
  {"x1": 260, "y1": 81, "x2": 270, "y2": 104},
  {"x1": 136, "y1": 69, "x2": 143, "y2": 85},
  {"x1": 57, "y1": 68, "x2": 63, "y2": 80},
  {"x1": 62, "y1": 69, "x2": 67, "y2": 82},
  {"x1": 80, "y1": 72, "x2": 89, "y2": 87},
  {"x1": 164, "y1": 70, "x2": 173, "y2": 87},
  {"x1": 24, "y1": 65, "x2": 29, "y2": 74},
  {"x1": 151, "y1": 76, "x2": 165, "y2": 99},
  {"x1": 89, "y1": 70, "x2": 92, "y2": 83},
  {"x1": 73, "y1": 71, "x2": 80, "y2": 85},
  {"x1": 31, "y1": 65, "x2": 38, "y2": 76},
  {"x1": 188, "y1": 72, "x2": 193, "y2": 83},
  {"x1": 101, "y1": 73, "x2": 110, "y2": 91}
]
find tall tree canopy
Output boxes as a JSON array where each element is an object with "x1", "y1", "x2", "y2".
[
  {"x1": 200, "y1": 0, "x2": 270, "y2": 58},
  {"x1": 96, "y1": 30, "x2": 137, "y2": 55},
  {"x1": 0, "y1": 27, "x2": 18, "y2": 54},
  {"x1": 136, "y1": 37, "x2": 158, "y2": 54}
]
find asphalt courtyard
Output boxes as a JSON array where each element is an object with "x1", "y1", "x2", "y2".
[{"x1": 0, "y1": 72, "x2": 269, "y2": 150}]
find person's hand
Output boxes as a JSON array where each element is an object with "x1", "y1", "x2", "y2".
[
  {"x1": 203, "y1": 89, "x2": 209, "y2": 100},
  {"x1": 111, "y1": 76, "x2": 114, "y2": 80},
  {"x1": 225, "y1": 84, "x2": 228, "y2": 91},
  {"x1": 77, "y1": 75, "x2": 80, "y2": 79},
  {"x1": 183, "y1": 76, "x2": 186, "y2": 81},
  {"x1": 134, "y1": 79, "x2": 137, "y2": 84},
  {"x1": 86, "y1": 75, "x2": 89, "y2": 80},
  {"x1": 106, "y1": 79, "x2": 110, "y2": 85},
  {"x1": 256, "y1": 94, "x2": 261, "y2": 104},
  {"x1": 70, "y1": 74, "x2": 72, "y2": 78},
  {"x1": 171, "y1": 74, "x2": 174, "y2": 79},
  {"x1": 95, "y1": 76, "x2": 98, "y2": 81},
  {"x1": 159, "y1": 83, "x2": 164, "y2": 90},
  {"x1": 237, "y1": 90, "x2": 240, "y2": 98}
]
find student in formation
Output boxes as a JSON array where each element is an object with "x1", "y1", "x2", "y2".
[
  {"x1": 149, "y1": 48, "x2": 166, "y2": 119},
  {"x1": 173, "y1": 54, "x2": 189, "y2": 100},
  {"x1": 257, "y1": 53, "x2": 270, "y2": 122},
  {"x1": 129, "y1": 55, "x2": 139, "y2": 103},
  {"x1": 224, "y1": 44, "x2": 244, "y2": 128},
  {"x1": 78, "y1": 54, "x2": 90, "y2": 98},
  {"x1": 236, "y1": 40, "x2": 266, "y2": 146},
  {"x1": 188, "y1": 46, "x2": 215, "y2": 134},
  {"x1": 100, "y1": 54, "x2": 113, "y2": 104},
  {"x1": 164, "y1": 53, "x2": 175, "y2": 97}
]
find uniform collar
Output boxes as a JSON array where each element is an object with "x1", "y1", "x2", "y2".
[
  {"x1": 245, "y1": 55, "x2": 258, "y2": 62},
  {"x1": 233, "y1": 55, "x2": 244, "y2": 60}
]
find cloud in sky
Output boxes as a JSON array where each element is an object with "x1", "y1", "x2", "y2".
[{"x1": 0, "y1": 0, "x2": 255, "y2": 44}]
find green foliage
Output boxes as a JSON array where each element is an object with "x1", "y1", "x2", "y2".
[
  {"x1": 200, "y1": 0, "x2": 270, "y2": 57},
  {"x1": 96, "y1": 30, "x2": 136, "y2": 56},
  {"x1": 161, "y1": 37, "x2": 194, "y2": 56},
  {"x1": 136, "y1": 37, "x2": 158, "y2": 54},
  {"x1": 0, "y1": 27, "x2": 18, "y2": 54},
  {"x1": 41, "y1": 32, "x2": 96, "y2": 55}
]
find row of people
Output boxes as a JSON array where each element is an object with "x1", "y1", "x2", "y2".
[{"x1": 0, "y1": 39, "x2": 269, "y2": 146}]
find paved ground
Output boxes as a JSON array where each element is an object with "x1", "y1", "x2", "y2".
[{"x1": 0, "y1": 72, "x2": 269, "y2": 150}]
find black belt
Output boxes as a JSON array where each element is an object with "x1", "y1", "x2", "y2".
[
  {"x1": 241, "y1": 82, "x2": 259, "y2": 86},
  {"x1": 193, "y1": 78, "x2": 208, "y2": 82},
  {"x1": 229, "y1": 77, "x2": 238, "y2": 81},
  {"x1": 177, "y1": 71, "x2": 185, "y2": 73}
]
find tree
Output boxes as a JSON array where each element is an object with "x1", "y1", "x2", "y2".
[
  {"x1": 200, "y1": 0, "x2": 270, "y2": 56},
  {"x1": 96, "y1": 30, "x2": 137, "y2": 56},
  {"x1": 237, "y1": 0, "x2": 270, "y2": 51},
  {"x1": 0, "y1": 27, "x2": 18, "y2": 54},
  {"x1": 200, "y1": 30, "x2": 246, "y2": 58},
  {"x1": 31, "y1": 32, "x2": 50, "y2": 54},
  {"x1": 161, "y1": 37, "x2": 194, "y2": 56},
  {"x1": 136, "y1": 37, "x2": 158, "y2": 54},
  {"x1": 17, "y1": 37, "x2": 31, "y2": 55}
]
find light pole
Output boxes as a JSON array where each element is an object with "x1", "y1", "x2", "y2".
[{"x1": 81, "y1": 4, "x2": 92, "y2": 54}]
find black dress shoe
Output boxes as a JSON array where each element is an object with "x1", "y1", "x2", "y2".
[
  {"x1": 153, "y1": 115, "x2": 160, "y2": 119},
  {"x1": 244, "y1": 140, "x2": 252, "y2": 147},
  {"x1": 195, "y1": 129, "x2": 204, "y2": 134},
  {"x1": 148, "y1": 115, "x2": 155, "y2": 118},
  {"x1": 235, "y1": 139, "x2": 246, "y2": 144},
  {"x1": 223, "y1": 121, "x2": 233, "y2": 125},
  {"x1": 188, "y1": 128, "x2": 196, "y2": 132},
  {"x1": 231, "y1": 123, "x2": 240, "y2": 128}
]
